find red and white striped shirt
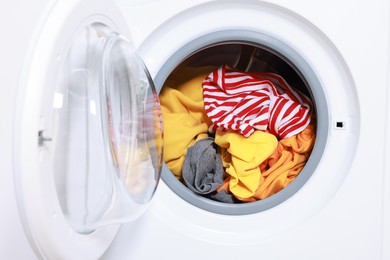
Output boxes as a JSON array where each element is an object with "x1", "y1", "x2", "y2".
[{"x1": 202, "y1": 65, "x2": 312, "y2": 139}]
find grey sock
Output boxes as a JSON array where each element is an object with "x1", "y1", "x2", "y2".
[{"x1": 182, "y1": 137, "x2": 224, "y2": 195}]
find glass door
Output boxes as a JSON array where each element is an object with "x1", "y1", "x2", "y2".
[{"x1": 41, "y1": 23, "x2": 163, "y2": 233}]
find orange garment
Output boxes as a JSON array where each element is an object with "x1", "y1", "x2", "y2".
[
  {"x1": 159, "y1": 67, "x2": 214, "y2": 178},
  {"x1": 217, "y1": 121, "x2": 316, "y2": 201}
]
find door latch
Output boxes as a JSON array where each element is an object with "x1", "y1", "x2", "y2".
[{"x1": 38, "y1": 130, "x2": 52, "y2": 146}]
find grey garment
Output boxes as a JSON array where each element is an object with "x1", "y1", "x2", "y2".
[
  {"x1": 182, "y1": 137, "x2": 224, "y2": 195},
  {"x1": 209, "y1": 190, "x2": 239, "y2": 204}
]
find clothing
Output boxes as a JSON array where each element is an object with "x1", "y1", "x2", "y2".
[
  {"x1": 202, "y1": 65, "x2": 312, "y2": 139},
  {"x1": 214, "y1": 130, "x2": 278, "y2": 199},
  {"x1": 217, "y1": 121, "x2": 316, "y2": 201},
  {"x1": 209, "y1": 190, "x2": 240, "y2": 204},
  {"x1": 182, "y1": 137, "x2": 224, "y2": 195},
  {"x1": 159, "y1": 67, "x2": 214, "y2": 178},
  {"x1": 160, "y1": 65, "x2": 315, "y2": 203}
]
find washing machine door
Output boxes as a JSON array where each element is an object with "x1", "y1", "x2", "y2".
[
  {"x1": 46, "y1": 23, "x2": 164, "y2": 232},
  {"x1": 13, "y1": 5, "x2": 163, "y2": 259}
]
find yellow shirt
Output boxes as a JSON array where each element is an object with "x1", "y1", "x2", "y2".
[
  {"x1": 159, "y1": 67, "x2": 214, "y2": 178},
  {"x1": 217, "y1": 122, "x2": 315, "y2": 201},
  {"x1": 215, "y1": 130, "x2": 278, "y2": 199}
]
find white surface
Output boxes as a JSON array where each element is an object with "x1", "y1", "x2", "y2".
[
  {"x1": 383, "y1": 12, "x2": 390, "y2": 258},
  {"x1": 0, "y1": 0, "x2": 51, "y2": 259},
  {"x1": 1, "y1": 0, "x2": 389, "y2": 259}
]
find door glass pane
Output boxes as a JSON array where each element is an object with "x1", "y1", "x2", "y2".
[{"x1": 48, "y1": 23, "x2": 163, "y2": 233}]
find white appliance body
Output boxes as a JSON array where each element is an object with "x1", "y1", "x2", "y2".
[{"x1": 1, "y1": 0, "x2": 390, "y2": 259}]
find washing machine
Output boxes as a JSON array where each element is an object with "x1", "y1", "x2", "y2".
[{"x1": 1, "y1": 0, "x2": 390, "y2": 259}]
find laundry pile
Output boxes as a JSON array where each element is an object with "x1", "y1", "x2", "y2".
[{"x1": 159, "y1": 65, "x2": 315, "y2": 203}]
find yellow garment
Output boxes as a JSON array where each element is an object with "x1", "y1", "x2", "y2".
[
  {"x1": 159, "y1": 67, "x2": 214, "y2": 178},
  {"x1": 214, "y1": 130, "x2": 278, "y2": 199},
  {"x1": 217, "y1": 122, "x2": 315, "y2": 201}
]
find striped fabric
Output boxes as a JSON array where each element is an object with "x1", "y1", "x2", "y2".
[{"x1": 202, "y1": 65, "x2": 312, "y2": 139}]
